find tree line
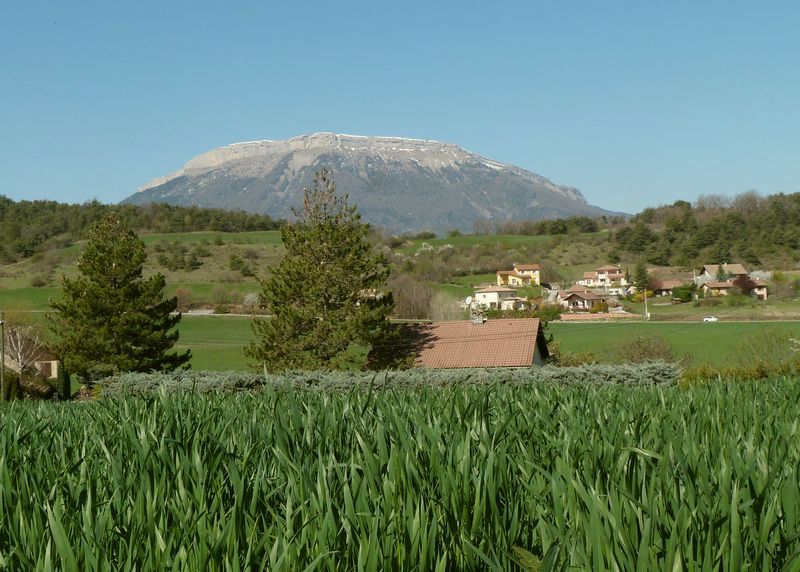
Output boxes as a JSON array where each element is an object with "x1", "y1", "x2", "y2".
[
  {"x1": 2, "y1": 170, "x2": 394, "y2": 399},
  {"x1": 0, "y1": 196, "x2": 283, "y2": 263}
]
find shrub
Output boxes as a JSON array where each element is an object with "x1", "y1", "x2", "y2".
[
  {"x1": 174, "y1": 287, "x2": 192, "y2": 311},
  {"x1": 608, "y1": 334, "x2": 691, "y2": 366},
  {"x1": 30, "y1": 275, "x2": 47, "y2": 288},
  {"x1": 98, "y1": 363, "x2": 680, "y2": 397}
]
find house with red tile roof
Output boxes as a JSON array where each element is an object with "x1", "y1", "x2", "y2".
[
  {"x1": 414, "y1": 318, "x2": 549, "y2": 368},
  {"x1": 577, "y1": 265, "x2": 628, "y2": 287},
  {"x1": 496, "y1": 263, "x2": 541, "y2": 286}
]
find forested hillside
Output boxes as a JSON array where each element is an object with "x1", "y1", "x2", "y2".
[
  {"x1": 482, "y1": 191, "x2": 800, "y2": 269},
  {"x1": 0, "y1": 197, "x2": 282, "y2": 263}
]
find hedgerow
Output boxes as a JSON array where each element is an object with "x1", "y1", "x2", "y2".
[{"x1": 99, "y1": 362, "x2": 679, "y2": 397}]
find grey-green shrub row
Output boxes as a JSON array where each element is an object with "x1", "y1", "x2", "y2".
[
  {"x1": 2, "y1": 380, "x2": 800, "y2": 570},
  {"x1": 100, "y1": 362, "x2": 679, "y2": 397}
]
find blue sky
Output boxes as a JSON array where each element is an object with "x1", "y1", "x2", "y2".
[{"x1": 1, "y1": 1, "x2": 798, "y2": 213}]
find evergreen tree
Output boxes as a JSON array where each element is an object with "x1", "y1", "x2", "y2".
[
  {"x1": 47, "y1": 214, "x2": 190, "y2": 379},
  {"x1": 246, "y1": 170, "x2": 394, "y2": 372},
  {"x1": 633, "y1": 260, "x2": 650, "y2": 293}
]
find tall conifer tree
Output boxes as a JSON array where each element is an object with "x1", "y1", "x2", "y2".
[
  {"x1": 246, "y1": 169, "x2": 394, "y2": 371},
  {"x1": 48, "y1": 214, "x2": 190, "y2": 379}
]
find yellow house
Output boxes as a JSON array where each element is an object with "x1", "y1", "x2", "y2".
[
  {"x1": 513, "y1": 264, "x2": 541, "y2": 286},
  {"x1": 497, "y1": 263, "x2": 541, "y2": 287}
]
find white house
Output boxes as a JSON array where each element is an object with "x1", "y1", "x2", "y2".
[
  {"x1": 578, "y1": 265, "x2": 628, "y2": 287},
  {"x1": 474, "y1": 286, "x2": 526, "y2": 310}
]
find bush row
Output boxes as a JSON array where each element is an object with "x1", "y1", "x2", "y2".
[{"x1": 99, "y1": 362, "x2": 679, "y2": 397}]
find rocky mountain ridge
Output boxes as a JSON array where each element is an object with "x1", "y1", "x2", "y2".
[{"x1": 126, "y1": 132, "x2": 615, "y2": 232}]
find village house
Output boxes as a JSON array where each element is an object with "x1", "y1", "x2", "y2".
[
  {"x1": 415, "y1": 318, "x2": 549, "y2": 368},
  {"x1": 496, "y1": 263, "x2": 541, "y2": 286},
  {"x1": 557, "y1": 284, "x2": 609, "y2": 311},
  {"x1": 652, "y1": 279, "x2": 685, "y2": 297},
  {"x1": 700, "y1": 277, "x2": 769, "y2": 300},
  {"x1": 578, "y1": 265, "x2": 628, "y2": 288},
  {"x1": 752, "y1": 279, "x2": 769, "y2": 300},
  {"x1": 697, "y1": 263, "x2": 749, "y2": 282},
  {"x1": 701, "y1": 280, "x2": 735, "y2": 297},
  {"x1": 473, "y1": 286, "x2": 527, "y2": 310},
  {"x1": 2, "y1": 335, "x2": 60, "y2": 380}
]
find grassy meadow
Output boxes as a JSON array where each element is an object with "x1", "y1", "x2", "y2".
[{"x1": 3, "y1": 380, "x2": 800, "y2": 569}]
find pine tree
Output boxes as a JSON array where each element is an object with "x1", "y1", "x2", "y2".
[
  {"x1": 633, "y1": 260, "x2": 650, "y2": 293},
  {"x1": 245, "y1": 169, "x2": 394, "y2": 372},
  {"x1": 47, "y1": 214, "x2": 190, "y2": 380}
]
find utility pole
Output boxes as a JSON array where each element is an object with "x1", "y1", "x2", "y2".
[
  {"x1": 1, "y1": 311, "x2": 5, "y2": 401},
  {"x1": 644, "y1": 289, "x2": 649, "y2": 321}
]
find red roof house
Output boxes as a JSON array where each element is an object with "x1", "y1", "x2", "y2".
[{"x1": 414, "y1": 318, "x2": 549, "y2": 368}]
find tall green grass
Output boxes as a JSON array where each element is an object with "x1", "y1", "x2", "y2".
[{"x1": 2, "y1": 381, "x2": 800, "y2": 569}]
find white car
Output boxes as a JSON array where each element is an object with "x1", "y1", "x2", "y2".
[{"x1": 702, "y1": 316, "x2": 719, "y2": 323}]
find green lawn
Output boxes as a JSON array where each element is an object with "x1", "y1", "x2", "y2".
[
  {"x1": 549, "y1": 321, "x2": 800, "y2": 366},
  {"x1": 176, "y1": 316, "x2": 255, "y2": 370},
  {"x1": 0, "y1": 287, "x2": 61, "y2": 312}
]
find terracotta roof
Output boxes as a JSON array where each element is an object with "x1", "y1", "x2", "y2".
[
  {"x1": 701, "y1": 263, "x2": 748, "y2": 276},
  {"x1": 655, "y1": 279, "x2": 685, "y2": 289},
  {"x1": 514, "y1": 264, "x2": 541, "y2": 271},
  {"x1": 704, "y1": 281, "x2": 734, "y2": 288},
  {"x1": 752, "y1": 279, "x2": 768, "y2": 286},
  {"x1": 496, "y1": 271, "x2": 527, "y2": 277},
  {"x1": 596, "y1": 265, "x2": 622, "y2": 272},
  {"x1": 475, "y1": 286, "x2": 516, "y2": 294},
  {"x1": 415, "y1": 319, "x2": 545, "y2": 368},
  {"x1": 564, "y1": 291, "x2": 604, "y2": 301},
  {"x1": 582, "y1": 271, "x2": 598, "y2": 279}
]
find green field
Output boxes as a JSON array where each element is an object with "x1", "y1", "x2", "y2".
[
  {"x1": 175, "y1": 316, "x2": 255, "y2": 370},
  {"x1": 2, "y1": 380, "x2": 799, "y2": 569},
  {"x1": 550, "y1": 320, "x2": 800, "y2": 366}
]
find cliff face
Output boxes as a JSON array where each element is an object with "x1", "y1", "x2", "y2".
[{"x1": 125, "y1": 132, "x2": 613, "y2": 232}]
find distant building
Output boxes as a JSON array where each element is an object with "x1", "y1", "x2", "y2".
[
  {"x1": 697, "y1": 263, "x2": 748, "y2": 282},
  {"x1": 497, "y1": 263, "x2": 541, "y2": 287},
  {"x1": 578, "y1": 265, "x2": 628, "y2": 287},
  {"x1": 415, "y1": 318, "x2": 549, "y2": 368},
  {"x1": 474, "y1": 286, "x2": 526, "y2": 310}
]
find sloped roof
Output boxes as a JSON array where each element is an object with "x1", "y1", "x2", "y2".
[
  {"x1": 415, "y1": 319, "x2": 545, "y2": 368},
  {"x1": 496, "y1": 271, "x2": 527, "y2": 278},
  {"x1": 475, "y1": 286, "x2": 516, "y2": 294},
  {"x1": 563, "y1": 291, "x2": 604, "y2": 301},
  {"x1": 704, "y1": 280, "x2": 734, "y2": 289},
  {"x1": 596, "y1": 265, "x2": 623, "y2": 272},
  {"x1": 514, "y1": 264, "x2": 541, "y2": 271},
  {"x1": 701, "y1": 263, "x2": 748, "y2": 276},
  {"x1": 582, "y1": 271, "x2": 598, "y2": 279},
  {"x1": 654, "y1": 279, "x2": 685, "y2": 289}
]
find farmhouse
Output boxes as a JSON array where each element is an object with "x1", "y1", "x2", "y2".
[
  {"x1": 496, "y1": 263, "x2": 541, "y2": 286},
  {"x1": 698, "y1": 263, "x2": 748, "y2": 281},
  {"x1": 474, "y1": 286, "x2": 526, "y2": 310},
  {"x1": 415, "y1": 318, "x2": 549, "y2": 368}
]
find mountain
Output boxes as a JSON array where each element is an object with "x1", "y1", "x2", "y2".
[{"x1": 123, "y1": 132, "x2": 617, "y2": 232}]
